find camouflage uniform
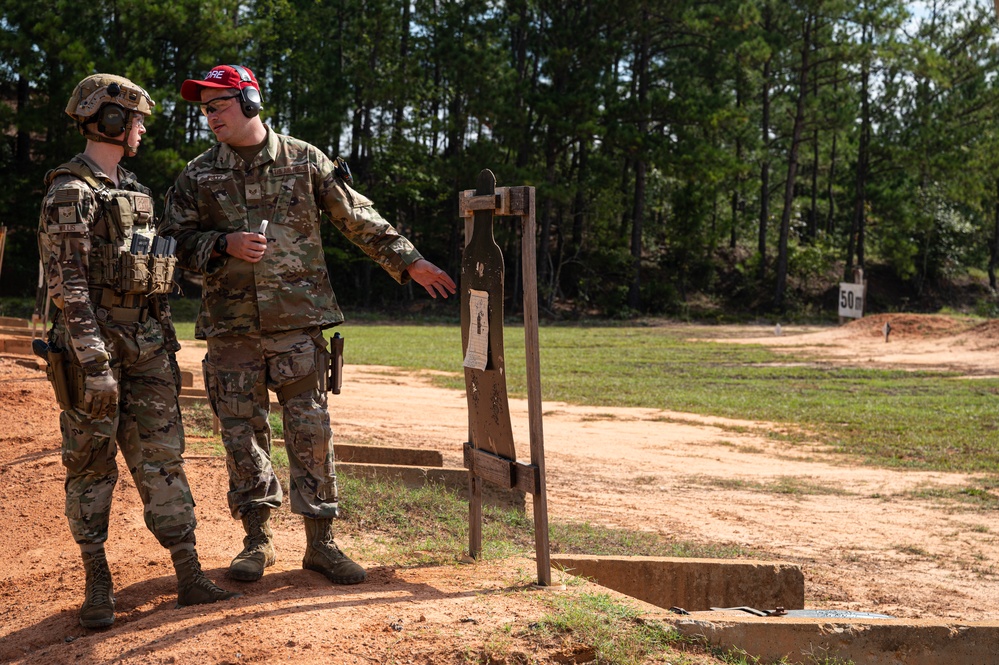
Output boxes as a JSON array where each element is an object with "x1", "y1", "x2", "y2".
[
  {"x1": 160, "y1": 127, "x2": 423, "y2": 519},
  {"x1": 38, "y1": 154, "x2": 195, "y2": 548}
]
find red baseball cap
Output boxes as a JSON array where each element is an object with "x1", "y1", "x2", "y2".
[{"x1": 181, "y1": 64, "x2": 260, "y2": 102}]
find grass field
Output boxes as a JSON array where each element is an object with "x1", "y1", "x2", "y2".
[
  {"x1": 172, "y1": 321, "x2": 999, "y2": 473},
  {"x1": 335, "y1": 323, "x2": 999, "y2": 474}
]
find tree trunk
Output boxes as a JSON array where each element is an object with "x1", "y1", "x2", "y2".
[
  {"x1": 990, "y1": 178, "x2": 999, "y2": 291},
  {"x1": 808, "y1": 26, "x2": 821, "y2": 241},
  {"x1": 757, "y1": 6, "x2": 774, "y2": 281},
  {"x1": 826, "y1": 132, "x2": 837, "y2": 235},
  {"x1": 627, "y1": 6, "x2": 651, "y2": 311},
  {"x1": 775, "y1": 12, "x2": 813, "y2": 312},
  {"x1": 846, "y1": 24, "x2": 871, "y2": 280},
  {"x1": 628, "y1": 159, "x2": 647, "y2": 310},
  {"x1": 391, "y1": 0, "x2": 411, "y2": 141},
  {"x1": 731, "y1": 75, "x2": 744, "y2": 250},
  {"x1": 15, "y1": 75, "x2": 29, "y2": 165},
  {"x1": 572, "y1": 139, "x2": 588, "y2": 249}
]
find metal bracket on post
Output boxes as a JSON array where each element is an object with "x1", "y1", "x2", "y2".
[{"x1": 459, "y1": 176, "x2": 551, "y2": 586}]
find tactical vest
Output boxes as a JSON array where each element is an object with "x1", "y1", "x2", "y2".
[{"x1": 46, "y1": 161, "x2": 176, "y2": 303}]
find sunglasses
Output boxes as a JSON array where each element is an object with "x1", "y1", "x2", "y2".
[{"x1": 200, "y1": 93, "x2": 241, "y2": 116}]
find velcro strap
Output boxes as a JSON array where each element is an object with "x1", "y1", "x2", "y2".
[
  {"x1": 109, "y1": 306, "x2": 148, "y2": 323},
  {"x1": 276, "y1": 373, "x2": 319, "y2": 403},
  {"x1": 91, "y1": 287, "x2": 147, "y2": 310}
]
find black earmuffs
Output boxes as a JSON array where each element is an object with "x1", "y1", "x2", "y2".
[
  {"x1": 230, "y1": 64, "x2": 262, "y2": 118},
  {"x1": 96, "y1": 104, "x2": 128, "y2": 136},
  {"x1": 96, "y1": 82, "x2": 129, "y2": 136}
]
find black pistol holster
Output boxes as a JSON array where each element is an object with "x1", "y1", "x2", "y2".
[
  {"x1": 34, "y1": 339, "x2": 84, "y2": 411},
  {"x1": 328, "y1": 332, "x2": 343, "y2": 395}
]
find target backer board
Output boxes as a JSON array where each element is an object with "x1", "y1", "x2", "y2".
[{"x1": 460, "y1": 169, "x2": 517, "y2": 461}]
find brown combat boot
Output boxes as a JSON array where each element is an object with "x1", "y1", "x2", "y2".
[
  {"x1": 228, "y1": 506, "x2": 276, "y2": 581},
  {"x1": 79, "y1": 550, "x2": 115, "y2": 629},
  {"x1": 302, "y1": 517, "x2": 367, "y2": 585},
  {"x1": 171, "y1": 547, "x2": 241, "y2": 608}
]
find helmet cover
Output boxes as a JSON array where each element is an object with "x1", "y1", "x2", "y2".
[{"x1": 65, "y1": 73, "x2": 154, "y2": 124}]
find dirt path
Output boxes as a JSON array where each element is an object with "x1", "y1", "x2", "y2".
[{"x1": 1, "y1": 313, "x2": 997, "y2": 663}]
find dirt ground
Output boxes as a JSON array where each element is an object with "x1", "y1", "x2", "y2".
[{"x1": 1, "y1": 313, "x2": 998, "y2": 664}]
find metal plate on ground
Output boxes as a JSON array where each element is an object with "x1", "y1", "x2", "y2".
[{"x1": 783, "y1": 609, "x2": 894, "y2": 619}]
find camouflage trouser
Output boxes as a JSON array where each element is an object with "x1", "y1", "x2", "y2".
[
  {"x1": 203, "y1": 327, "x2": 338, "y2": 519},
  {"x1": 53, "y1": 316, "x2": 195, "y2": 548}
]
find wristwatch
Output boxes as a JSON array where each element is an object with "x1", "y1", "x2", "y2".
[{"x1": 214, "y1": 233, "x2": 228, "y2": 255}]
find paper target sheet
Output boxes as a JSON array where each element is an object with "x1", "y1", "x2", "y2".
[{"x1": 463, "y1": 289, "x2": 489, "y2": 370}]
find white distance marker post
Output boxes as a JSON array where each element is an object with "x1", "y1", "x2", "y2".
[{"x1": 838, "y1": 282, "x2": 865, "y2": 319}]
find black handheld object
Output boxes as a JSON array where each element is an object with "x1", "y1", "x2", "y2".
[{"x1": 333, "y1": 157, "x2": 353, "y2": 187}]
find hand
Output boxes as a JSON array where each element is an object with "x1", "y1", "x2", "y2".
[
  {"x1": 406, "y1": 259, "x2": 457, "y2": 299},
  {"x1": 84, "y1": 370, "x2": 118, "y2": 420},
  {"x1": 225, "y1": 232, "x2": 268, "y2": 263}
]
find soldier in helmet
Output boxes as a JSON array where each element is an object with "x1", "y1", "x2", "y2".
[
  {"x1": 160, "y1": 65, "x2": 456, "y2": 586},
  {"x1": 38, "y1": 73, "x2": 240, "y2": 628}
]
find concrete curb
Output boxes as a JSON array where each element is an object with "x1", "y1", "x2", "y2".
[
  {"x1": 550, "y1": 554, "x2": 804, "y2": 613},
  {"x1": 674, "y1": 611, "x2": 999, "y2": 665}
]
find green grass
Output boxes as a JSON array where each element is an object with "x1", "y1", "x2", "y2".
[
  {"x1": 904, "y1": 476, "x2": 999, "y2": 510},
  {"x1": 531, "y1": 592, "x2": 683, "y2": 665},
  {"x1": 687, "y1": 474, "x2": 852, "y2": 497},
  {"x1": 311, "y1": 323, "x2": 999, "y2": 474}
]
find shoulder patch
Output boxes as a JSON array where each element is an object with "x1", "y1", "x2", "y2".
[
  {"x1": 53, "y1": 188, "x2": 82, "y2": 204},
  {"x1": 58, "y1": 205, "x2": 78, "y2": 223}
]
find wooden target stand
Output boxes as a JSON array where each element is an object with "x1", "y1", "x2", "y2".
[{"x1": 459, "y1": 169, "x2": 551, "y2": 586}]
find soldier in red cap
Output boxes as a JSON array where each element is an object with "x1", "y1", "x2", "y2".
[{"x1": 160, "y1": 65, "x2": 456, "y2": 586}]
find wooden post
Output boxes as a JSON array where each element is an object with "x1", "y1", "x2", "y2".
[
  {"x1": 0, "y1": 226, "x2": 6, "y2": 284},
  {"x1": 519, "y1": 187, "x2": 552, "y2": 586}
]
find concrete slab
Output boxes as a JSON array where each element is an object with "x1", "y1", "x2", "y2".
[
  {"x1": 550, "y1": 555, "x2": 803, "y2": 613},
  {"x1": 272, "y1": 439, "x2": 444, "y2": 468},
  {"x1": 0, "y1": 353, "x2": 43, "y2": 371},
  {"x1": 0, "y1": 326, "x2": 35, "y2": 338},
  {"x1": 675, "y1": 610, "x2": 999, "y2": 665},
  {"x1": 0, "y1": 338, "x2": 33, "y2": 355},
  {"x1": 336, "y1": 462, "x2": 525, "y2": 511},
  {"x1": 0, "y1": 316, "x2": 29, "y2": 328}
]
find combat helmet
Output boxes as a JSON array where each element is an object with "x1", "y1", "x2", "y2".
[{"x1": 65, "y1": 74, "x2": 154, "y2": 156}]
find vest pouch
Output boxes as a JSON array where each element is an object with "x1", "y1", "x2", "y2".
[
  {"x1": 109, "y1": 196, "x2": 135, "y2": 239},
  {"x1": 130, "y1": 192, "x2": 153, "y2": 227},
  {"x1": 118, "y1": 251, "x2": 151, "y2": 294},
  {"x1": 89, "y1": 244, "x2": 120, "y2": 288},
  {"x1": 148, "y1": 255, "x2": 177, "y2": 294}
]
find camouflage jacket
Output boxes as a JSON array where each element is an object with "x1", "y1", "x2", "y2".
[
  {"x1": 160, "y1": 127, "x2": 423, "y2": 338},
  {"x1": 37, "y1": 154, "x2": 159, "y2": 369}
]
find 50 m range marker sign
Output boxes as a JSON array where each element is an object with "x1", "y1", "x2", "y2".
[{"x1": 838, "y1": 282, "x2": 865, "y2": 319}]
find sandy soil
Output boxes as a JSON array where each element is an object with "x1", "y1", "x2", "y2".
[{"x1": 1, "y1": 313, "x2": 997, "y2": 663}]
